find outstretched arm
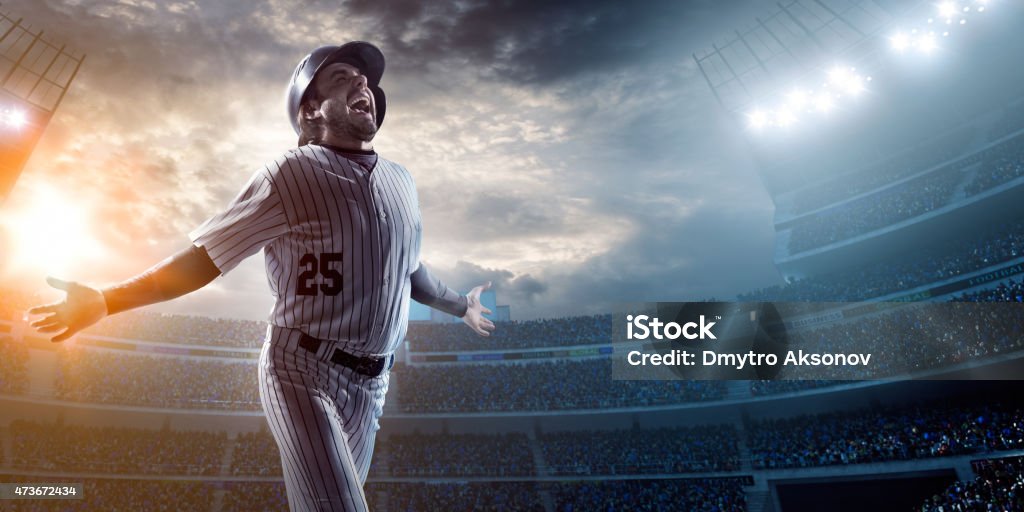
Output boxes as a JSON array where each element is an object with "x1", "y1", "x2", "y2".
[
  {"x1": 410, "y1": 264, "x2": 495, "y2": 336},
  {"x1": 28, "y1": 244, "x2": 221, "y2": 342}
]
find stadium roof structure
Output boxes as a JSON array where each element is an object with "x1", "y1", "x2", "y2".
[
  {"x1": 0, "y1": 3, "x2": 85, "y2": 202},
  {"x1": 0, "y1": 5, "x2": 84, "y2": 112},
  {"x1": 693, "y1": 0, "x2": 921, "y2": 115}
]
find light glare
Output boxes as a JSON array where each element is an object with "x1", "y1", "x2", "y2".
[
  {"x1": 748, "y1": 110, "x2": 768, "y2": 129},
  {"x1": 828, "y1": 67, "x2": 864, "y2": 95},
  {"x1": 749, "y1": 0, "x2": 984, "y2": 135},
  {"x1": 776, "y1": 108, "x2": 797, "y2": 127},
  {"x1": 890, "y1": 32, "x2": 910, "y2": 51},
  {"x1": 917, "y1": 33, "x2": 938, "y2": 53},
  {"x1": 0, "y1": 184, "x2": 106, "y2": 275},
  {"x1": 3, "y1": 108, "x2": 26, "y2": 129},
  {"x1": 787, "y1": 89, "x2": 809, "y2": 110},
  {"x1": 814, "y1": 94, "x2": 834, "y2": 113}
]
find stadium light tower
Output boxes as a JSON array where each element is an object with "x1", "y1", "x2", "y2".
[{"x1": 0, "y1": 4, "x2": 85, "y2": 204}]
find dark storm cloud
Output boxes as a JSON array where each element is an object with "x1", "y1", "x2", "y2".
[
  {"x1": 462, "y1": 192, "x2": 569, "y2": 239},
  {"x1": 348, "y1": 0, "x2": 762, "y2": 84},
  {"x1": 430, "y1": 260, "x2": 549, "y2": 307}
]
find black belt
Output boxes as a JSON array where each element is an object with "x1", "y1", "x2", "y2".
[{"x1": 298, "y1": 333, "x2": 392, "y2": 378}]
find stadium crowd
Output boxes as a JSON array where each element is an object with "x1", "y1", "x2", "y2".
[
  {"x1": 787, "y1": 164, "x2": 965, "y2": 254},
  {"x1": 785, "y1": 129, "x2": 1024, "y2": 255},
  {"x1": 407, "y1": 314, "x2": 611, "y2": 352},
  {"x1": 789, "y1": 127, "x2": 974, "y2": 215},
  {"x1": 0, "y1": 288, "x2": 35, "y2": 322},
  {"x1": 956, "y1": 278, "x2": 1024, "y2": 302},
  {"x1": 795, "y1": 301, "x2": 1024, "y2": 379},
  {"x1": 965, "y1": 133, "x2": 1024, "y2": 196},
  {"x1": 82, "y1": 311, "x2": 267, "y2": 348},
  {"x1": 919, "y1": 456, "x2": 1024, "y2": 512},
  {"x1": 539, "y1": 425, "x2": 740, "y2": 475},
  {"x1": 392, "y1": 358, "x2": 727, "y2": 413},
  {"x1": 230, "y1": 431, "x2": 283, "y2": 476},
  {"x1": 2, "y1": 287, "x2": 269, "y2": 349},
  {"x1": 222, "y1": 482, "x2": 291, "y2": 512},
  {"x1": 748, "y1": 380, "x2": 845, "y2": 396},
  {"x1": 741, "y1": 215, "x2": 1024, "y2": 302},
  {"x1": 373, "y1": 432, "x2": 534, "y2": 477},
  {"x1": 549, "y1": 478, "x2": 747, "y2": 512},
  {"x1": 0, "y1": 338, "x2": 28, "y2": 394},
  {"x1": 55, "y1": 349, "x2": 260, "y2": 409},
  {"x1": 371, "y1": 480, "x2": 750, "y2": 512},
  {"x1": 10, "y1": 420, "x2": 227, "y2": 475},
  {"x1": 366, "y1": 482, "x2": 545, "y2": 512},
  {"x1": 20, "y1": 349, "x2": 725, "y2": 413},
  {"x1": 748, "y1": 401, "x2": 1024, "y2": 469}
]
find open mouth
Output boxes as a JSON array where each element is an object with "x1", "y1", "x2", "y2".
[{"x1": 348, "y1": 96, "x2": 372, "y2": 116}]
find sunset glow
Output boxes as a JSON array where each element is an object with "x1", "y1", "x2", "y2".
[{"x1": 1, "y1": 184, "x2": 107, "y2": 276}]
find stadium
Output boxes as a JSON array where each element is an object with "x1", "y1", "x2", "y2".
[{"x1": 2, "y1": 0, "x2": 1024, "y2": 511}]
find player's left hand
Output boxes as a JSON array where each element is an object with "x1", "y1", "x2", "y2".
[
  {"x1": 462, "y1": 281, "x2": 495, "y2": 336},
  {"x1": 27, "y1": 277, "x2": 108, "y2": 343}
]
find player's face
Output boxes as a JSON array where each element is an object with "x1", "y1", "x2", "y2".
[{"x1": 313, "y1": 62, "x2": 377, "y2": 142}]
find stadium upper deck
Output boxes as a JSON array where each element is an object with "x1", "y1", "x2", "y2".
[{"x1": 696, "y1": 0, "x2": 1024, "y2": 285}]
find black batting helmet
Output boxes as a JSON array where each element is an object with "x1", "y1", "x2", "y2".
[{"x1": 286, "y1": 41, "x2": 387, "y2": 137}]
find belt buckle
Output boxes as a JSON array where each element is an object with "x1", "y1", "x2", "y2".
[
  {"x1": 359, "y1": 356, "x2": 384, "y2": 377},
  {"x1": 330, "y1": 348, "x2": 385, "y2": 377},
  {"x1": 359, "y1": 360, "x2": 375, "y2": 376}
]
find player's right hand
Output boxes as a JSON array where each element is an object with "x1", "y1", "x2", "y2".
[{"x1": 27, "y1": 277, "x2": 108, "y2": 343}]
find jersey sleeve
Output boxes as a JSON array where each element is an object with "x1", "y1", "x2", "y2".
[{"x1": 188, "y1": 167, "x2": 290, "y2": 275}]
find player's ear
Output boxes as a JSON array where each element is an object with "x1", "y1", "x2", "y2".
[{"x1": 300, "y1": 100, "x2": 322, "y2": 120}]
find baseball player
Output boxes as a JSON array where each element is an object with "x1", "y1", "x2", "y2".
[{"x1": 27, "y1": 41, "x2": 495, "y2": 511}]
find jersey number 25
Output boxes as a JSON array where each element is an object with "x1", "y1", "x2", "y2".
[{"x1": 297, "y1": 253, "x2": 342, "y2": 296}]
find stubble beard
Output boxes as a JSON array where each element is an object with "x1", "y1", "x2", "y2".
[{"x1": 325, "y1": 103, "x2": 377, "y2": 143}]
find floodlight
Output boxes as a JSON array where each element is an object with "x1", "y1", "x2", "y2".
[
  {"x1": 890, "y1": 32, "x2": 911, "y2": 51},
  {"x1": 748, "y1": 110, "x2": 768, "y2": 129},
  {"x1": 939, "y1": 2, "x2": 958, "y2": 18},
  {"x1": 828, "y1": 67, "x2": 864, "y2": 96},
  {"x1": 3, "y1": 109, "x2": 26, "y2": 129}
]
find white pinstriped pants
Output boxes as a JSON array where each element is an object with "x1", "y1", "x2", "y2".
[{"x1": 258, "y1": 326, "x2": 390, "y2": 512}]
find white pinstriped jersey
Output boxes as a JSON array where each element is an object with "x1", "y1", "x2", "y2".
[{"x1": 189, "y1": 144, "x2": 422, "y2": 356}]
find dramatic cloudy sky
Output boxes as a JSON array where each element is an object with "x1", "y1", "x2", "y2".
[{"x1": 1, "y1": 0, "x2": 781, "y2": 320}]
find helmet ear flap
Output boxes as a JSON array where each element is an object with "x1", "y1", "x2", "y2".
[{"x1": 371, "y1": 85, "x2": 386, "y2": 128}]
